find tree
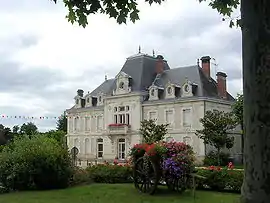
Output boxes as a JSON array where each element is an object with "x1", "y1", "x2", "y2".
[
  {"x1": 196, "y1": 110, "x2": 237, "y2": 165},
  {"x1": 232, "y1": 93, "x2": 244, "y2": 162},
  {"x1": 52, "y1": 1, "x2": 270, "y2": 202},
  {"x1": 56, "y1": 114, "x2": 67, "y2": 133},
  {"x1": 41, "y1": 130, "x2": 67, "y2": 147},
  {"x1": 12, "y1": 125, "x2": 20, "y2": 134},
  {"x1": 139, "y1": 119, "x2": 168, "y2": 144},
  {"x1": 0, "y1": 124, "x2": 12, "y2": 145},
  {"x1": 19, "y1": 122, "x2": 38, "y2": 137}
]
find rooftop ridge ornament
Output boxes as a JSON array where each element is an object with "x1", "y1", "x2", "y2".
[
  {"x1": 153, "y1": 49, "x2": 155, "y2": 57},
  {"x1": 138, "y1": 45, "x2": 141, "y2": 53}
]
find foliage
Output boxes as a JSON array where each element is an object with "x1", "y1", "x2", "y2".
[
  {"x1": 0, "y1": 135, "x2": 73, "y2": 191},
  {"x1": 196, "y1": 164, "x2": 243, "y2": 193},
  {"x1": 203, "y1": 150, "x2": 230, "y2": 166},
  {"x1": 51, "y1": 0, "x2": 240, "y2": 28},
  {"x1": 19, "y1": 122, "x2": 38, "y2": 137},
  {"x1": 196, "y1": 110, "x2": 237, "y2": 165},
  {"x1": 232, "y1": 93, "x2": 243, "y2": 130},
  {"x1": 69, "y1": 167, "x2": 92, "y2": 186},
  {"x1": 139, "y1": 119, "x2": 168, "y2": 144},
  {"x1": 87, "y1": 163, "x2": 133, "y2": 183},
  {"x1": 0, "y1": 124, "x2": 13, "y2": 145},
  {"x1": 41, "y1": 130, "x2": 67, "y2": 147},
  {"x1": 56, "y1": 113, "x2": 67, "y2": 133}
]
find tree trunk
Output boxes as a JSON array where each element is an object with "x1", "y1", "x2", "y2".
[{"x1": 241, "y1": 0, "x2": 270, "y2": 203}]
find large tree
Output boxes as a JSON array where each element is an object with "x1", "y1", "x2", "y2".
[
  {"x1": 51, "y1": 1, "x2": 270, "y2": 202},
  {"x1": 196, "y1": 110, "x2": 237, "y2": 165},
  {"x1": 19, "y1": 122, "x2": 38, "y2": 137}
]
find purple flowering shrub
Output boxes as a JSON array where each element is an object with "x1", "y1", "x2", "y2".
[{"x1": 161, "y1": 141, "x2": 195, "y2": 178}]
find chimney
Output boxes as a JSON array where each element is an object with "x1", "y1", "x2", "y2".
[
  {"x1": 200, "y1": 56, "x2": 211, "y2": 78},
  {"x1": 77, "y1": 89, "x2": 84, "y2": 97},
  {"x1": 156, "y1": 55, "x2": 164, "y2": 74},
  {"x1": 216, "y1": 72, "x2": 227, "y2": 99}
]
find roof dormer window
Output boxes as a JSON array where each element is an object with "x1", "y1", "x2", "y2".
[
  {"x1": 151, "y1": 89, "x2": 155, "y2": 96},
  {"x1": 167, "y1": 86, "x2": 172, "y2": 95},
  {"x1": 119, "y1": 82, "x2": 124, "y2": 89}
]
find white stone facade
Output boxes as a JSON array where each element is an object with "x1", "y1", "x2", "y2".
[{"x1": 65, "y1": 53, "x2": 235, "y2": 166}]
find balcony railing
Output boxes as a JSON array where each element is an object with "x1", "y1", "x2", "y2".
[{"x1": 107, "y1": 124, "x2": 131, "y2": 135}]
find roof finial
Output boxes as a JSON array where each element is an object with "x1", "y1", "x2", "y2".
[
  {"x1": 197, "y1": 58, "x2": 200, "y2": 66},
  {"x1": 138, "y1": 45, "x2": 141, "y2": 53},
  {"x1": 105, "y1": 74, "x2": 107, "y2": 81},
  {"x1": 153, "y1": 49, "x2": 155, "y2": 57}
]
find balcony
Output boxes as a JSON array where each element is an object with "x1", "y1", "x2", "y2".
[{"x1": 107, "y1": 124, "x2": 131, "y2": 135}]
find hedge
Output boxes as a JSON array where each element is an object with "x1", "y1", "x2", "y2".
[{"x1": 84, "y1": 163, "x2": 243, "y2": 193}]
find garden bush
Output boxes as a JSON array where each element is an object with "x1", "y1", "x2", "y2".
[
  {"x1": 196, "y1": 165, "x2": 243, "y2": 193},
  {"x1": 203, "y1": 151, "x2": 230, "y2": 166},
  {"x1": 0, "y1": 135, "x2": 73, "y2": 191},
  {"x1": 87, "y1": 163, "x2": 132, "y2": 183},
  {"x1": 69, "y1": 167, "x2": 92, "y2": 186}
]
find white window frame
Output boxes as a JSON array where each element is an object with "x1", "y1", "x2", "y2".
[
  {"x1": 148, "y1": 110, "x2": 158, "y2": 122},
  {"x1": 182, "y1": 107, "x2": 192, "y2": 127},
  {"x1": 118, "y1": 138, "x2": 126, "y2": 160},
  {"x1": 85, "y1": 116, "x2": 91, "y2": 132},
  {"x1": 97, "y1": 138, "x2": 103, "y2": 159},
  {"x1": 113, "y1": 106, "x2": 130, "y2": 125},
  {"x1": 164, "y1": 109, "x2": 174, "y2": 129},
  {"x1": 97, "y1": 116, "x2": 103, "y2": 131},
  {"x1": 84, "y1": 138, "x2": 90, "y2": 154},
  {"x1": 74, "y1": 116, "x2": 80, "y2": 132}
]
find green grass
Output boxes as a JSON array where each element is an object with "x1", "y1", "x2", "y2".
[{"x1": 0, "y1": 184, "x2": 239, "y2": 203}]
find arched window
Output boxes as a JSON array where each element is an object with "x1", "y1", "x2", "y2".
[
  {"x1": 97, "y1": 138, "x2": 103, "y2": 158},
  {"x1": 118, "y1": 138, "x2": 126, "y2": 160},
  {"x1": 74, "y1": 138, "x2": 79, "y2": 152},
  {"x1": 85, "y1": 138, "x2": 90, "y2": 154}
]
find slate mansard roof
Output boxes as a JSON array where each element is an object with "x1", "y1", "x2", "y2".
[{"x1": 88, "y1": 53, "x2": 234, "y2": 101}]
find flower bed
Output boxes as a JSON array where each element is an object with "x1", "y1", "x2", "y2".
[{"x1": 196, "y1": 163, "x2": 243, "y2": 193}]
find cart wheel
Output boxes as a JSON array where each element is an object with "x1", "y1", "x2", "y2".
[{"x1": 133, "y1": 156, "x2": 159, "y2": 195}]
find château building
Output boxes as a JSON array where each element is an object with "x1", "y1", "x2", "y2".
[{"x1": 65, "y1": 51, "x2": 236, "y2": 166}]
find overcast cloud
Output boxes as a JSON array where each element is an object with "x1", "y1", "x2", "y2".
[{"x1": 0, "y1": 0, "x2": 242, "y2": 132}]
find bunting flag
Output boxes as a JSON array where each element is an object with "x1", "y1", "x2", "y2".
[{"x1": 0, "y1": 115, "x2": 92, "y2": 120}]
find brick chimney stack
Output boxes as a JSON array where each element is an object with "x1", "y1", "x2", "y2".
[
  {"x1": 156, "y1": 55, "x2": 164, "y2": 74},
  {"x1": 216, "y1": 72, "x2": 227, "y2": 99},
  {"x1": 200, "y1": 56, "x2": 211, "y2": 78},
  {"x1": 77, "y1": 89, "x2": 84, "y2": 97}
]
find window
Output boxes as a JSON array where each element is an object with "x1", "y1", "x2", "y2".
[
  {"x1": 98, "y1": 96, "x2": 102, "y2": 102},
  {"x1": 97, "y1": 116, "x2": 103, "y2": 131},
  {"x1": 165, "y1": 110, "x2": 173, "y2": 127},
  {"x1": 149, "y1": 111, "x2": 157, "y2": 121},
  {"x1": 68, "y1": 118, "x2": 73, "y2": 132},
  {"x1": 85, "y1": 138, "x2": 90, "y2": 154},
  {"x1": 74, "y1": 138, "x2": 79, "y2": 148},
  {"x1": 183, "y1": 109, "x2": 191, "y2": 127},
  {"x1": 167, "y1": 86, "x2": 172, "y2": 94},
  {"x1": 85, "y1": 117, "x2": 90, "y2": 131},
  {"x1": 74, "y1": 117, "x2": 80, "y2": 131},
  {"x1": 114, "y1": 107, "x2": 117, "y2": 112},
  {"x1": 113, "y1": 106, "x2": 130, "y2": 125},
  {"x1": 119, "y1": 82, "x2": 124, "y2": 89},
  {"x1": 183, "y1": 136, "x2": 191, "y2": 145},
  {"x1": 184, "y1": 84, "x2": 190, "y2": 92},
  {"x1": 97, "y1": 138, "x2": 103, "y2": 158},
  {"x1": 151, "y1": 89, "x2": 155, "y2": 96},
  {"x1": 118, "y1": 138, "x2": 126, "y2": 160},
  {"x1": 87, "y1": 97, "x2": 90, "y2": 103}
]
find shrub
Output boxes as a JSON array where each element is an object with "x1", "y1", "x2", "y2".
[
  {"x1": 87, "y1": 163, "x2": 132, "y2": 183},
  {"x1": 203, "y1": 151, "x2": 230, "y2": 166},
  {"x1": 196, "y1": 166, "x2": 243, "y2": 193},
  {"x1": 0, "y1": 135, "x2": 73, "y2": 191},
  {"x1": 70, "y1": 167, "x2": 91, "y2": 186}
]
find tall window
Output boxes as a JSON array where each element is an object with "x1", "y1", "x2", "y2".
[
  {"x1": 74, "y1": 138, "x2": 79, "y2": 151},
  {"x1": 183, "y1": 109, "x2": 191, "y2": 127},
  {"x1": 113, "y1": 106, "x2": 130, "y2": 125},
  {"x1": 165, "y1": 110, "x2": 173, "y2": 127},
  {"x1": 118, "y1": 138, "x2": 126, "y2": 160},
  {"x1": 149, "y1": 111, "x2": 157, "y2": 120},
  {"x1": 68, "y1": 118, "x2": 73, "y2": 132},
  {"x1": 74, "y1": 117, "x2": 80, "y2": 131},
  {"x1": 97, "y1": 116, "x2": 103, "y2": 131},
  {"x1": 85, "y1": 117, "x2": 90, "y2": 131},
  {"x1": 97, "y1": 138, "x2": 103, "y2": 158},
  {"x1": 85, "y1": 138, "x2": 90, "y2": 154}
]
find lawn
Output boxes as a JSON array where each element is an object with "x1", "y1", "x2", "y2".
[{"x1": 0, "y1": 184, "x2": 240, "y2": 203}]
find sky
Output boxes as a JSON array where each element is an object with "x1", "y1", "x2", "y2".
[{"x1": 0, "y1": 0, "x2": 242, "y2": 132}]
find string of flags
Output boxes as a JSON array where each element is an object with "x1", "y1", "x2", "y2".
[
  {"x1": 0, "y1": 114, "x2": 96, "y2": 120},
  {"x1": 0, "y1": 114, "x2": 66, "y2": 120}
]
